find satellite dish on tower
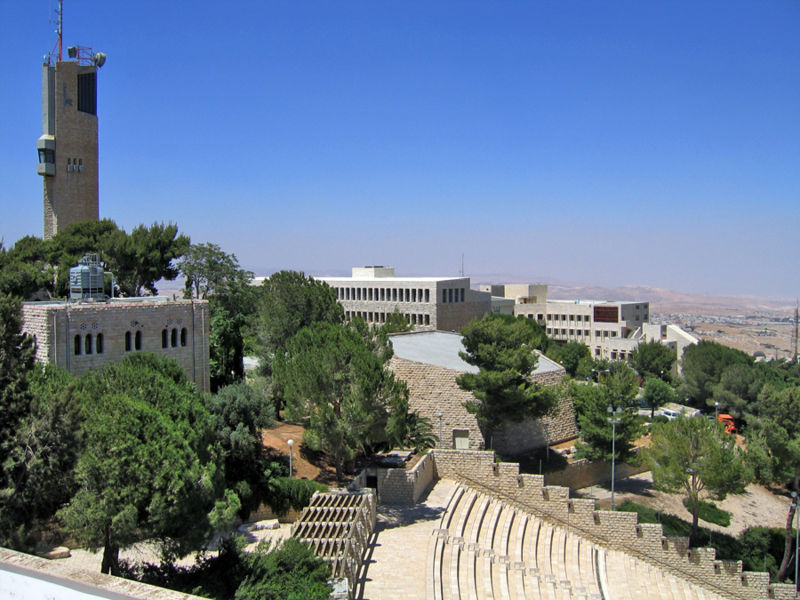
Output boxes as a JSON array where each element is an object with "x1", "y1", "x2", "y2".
[{"x1": 92, "y1": 52, "x2": 106, "y2": 67}]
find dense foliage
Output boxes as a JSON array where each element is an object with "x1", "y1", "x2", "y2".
[
  {"x1": 457, "y1": 314, "x2": 557, "y2": 432},
  {"x1": 570, "y1": 363, "x2": 641, "y2": 461},
  {"x1": 629, "y1": 340, "x2": 676, "y2": 382},
  {"x1": 645, "y1": 416, "x2": 750, "y2": 546}
]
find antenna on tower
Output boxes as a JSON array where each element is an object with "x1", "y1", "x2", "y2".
[
  {"x1": 460, "y1": 253, "x2": 464, "y2": 277},
  {"x1": 57, "y1": 0, "x2": 63, "y2": 62}
]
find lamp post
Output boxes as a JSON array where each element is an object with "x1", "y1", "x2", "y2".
[
  {"x1": 545, "y1": 422, "x2": 551, "y2": 462},
  {"x1": 792, "y1": 491, "x2": 799, "y2": 591},
  {"x1": 437, "y1": 413, "x2": 443, "y2": 447},
  {"x1": 715, "y1": 401, "x2": 720, "y2": 419},
  {"x1": 287, "y1": 439, "x2": 294, "y2": 478},
  {"x1": 607, "y1": 405, "x2": 623, "y2": 511}
]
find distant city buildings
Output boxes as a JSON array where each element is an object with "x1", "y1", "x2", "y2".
[{"x1": 318, "y1": 266, "x2": 491, "y2": 332}]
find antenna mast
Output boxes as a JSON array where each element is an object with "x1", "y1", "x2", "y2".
[
  {"x1": 460, "y1": 253, "x2": 464, "y2": 277},
  {"x1": 57, "y1": 0, "x2": 63, "y2": 61}
]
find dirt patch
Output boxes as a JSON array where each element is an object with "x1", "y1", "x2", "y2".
[
  {"x1": 579, "y1": 472, "x2": 792, "y2": 537},
  {"x1": 260, "y1": 421, "x2": 341, "y2": 485}
]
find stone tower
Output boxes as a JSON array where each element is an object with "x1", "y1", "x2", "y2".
[{"x1": 36, "y1": 3, "x2": 104, "y2": 239}]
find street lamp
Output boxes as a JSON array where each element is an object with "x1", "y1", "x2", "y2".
[
  {"x1": 287, "y1": 439, "x2": 294, "y2": 478},
  {"x1": 607, "y1": 405, "x2": 624, "y2": 511},
  {"x1": 792, "y1": 491, "x2": 799, "y2": 591},
  {"x1": 437, "y1": 413, "x2": 443, "y2": 447},
  {"x1": 545, "y1": 422, "x2": 551, "y2": 462},
  {"x1": 715, "y1": 401, "x2": 720, "y2": 419}
]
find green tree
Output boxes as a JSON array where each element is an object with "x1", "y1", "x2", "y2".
[
  {"x1": 746, "y1": 384, "x2": 800, "y2": 581},
  {"x1": 382, "y1": 309, "x2": 412, "y2": 334},
  {"x1": 273, "y1": 322, "x2": 399, "y2": 481},
  {"x1": 546, "y1": 341, "x2": 590, "y2": 377},
  {"x1": 571, "y1": 363, "x2": 641, "y2": 461},
  {"x1": 0, "y1": 240, "x2": 51, "y2": 299},
  {"x1": 711, "y1": 362, "x2": 764, "y2": 418},
  {"x1": 645, "y1": 416, "x2": 750, "y2": 546},
  {"x1": 681, "y1": 341, "x2": 752, "y2": 406},
  {"x1": 385, "y1": 391, "x2": 438, "y2": 451},
  {"x1": 630, "y1": 340, "x2": 676, "y2": 381},
  {"x1": 641, "y1": 377, "x2": 677, "y2": 418},
  {"x1": 457, "y1": 314, "x2": 557, "y2": 433},
  {"x1": 253, "y1": 270, "x2": 343, "y2": 377},
  {"x1": 234, "y1": 538, "x2": 331, "y2": 600},
  {"x1": 58, "y1": 355, "x2": 226, "y2": 574},
  {"x1": 179, "y1": 242, "x2": 249, "y2": 300},
  {"x1": 204, "y1": 382, "x2": 275, "y2": 517},
  {"x1": 103, "y1": 222, "x2": 190, "y2": 296},
  {"x1": 0, "y1": 365, "x2": 80, "y2": 548}
]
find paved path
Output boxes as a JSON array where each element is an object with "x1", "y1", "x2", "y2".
[{"x1": 355, "y1": 479, "x2": 456, "y2": 600}]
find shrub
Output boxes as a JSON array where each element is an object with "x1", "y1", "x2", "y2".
[
  {"x1": 682, "y1": 498, "x2": 731, "y2": 527},
  {"x1": 266, "y1": 477, "x2": 328, "y2": 517}
]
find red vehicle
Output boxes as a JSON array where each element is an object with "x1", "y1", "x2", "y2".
[{"x1": 717, "y1": 414, "x2": 738, "y2": 435}]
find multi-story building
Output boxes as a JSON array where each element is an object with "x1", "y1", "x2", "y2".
[
  {"x1": 319, "y1": 266, "x2": 490, "y2": 331},
  {"x1": 488, "y1": 284, "x2": 650, "y2": 360},
  {"x1": 37, "y1": 8, "x2": 106, "y2": 239},
  {"x1": 21, "y1": 297, "x2": 210, "y2": 392}
]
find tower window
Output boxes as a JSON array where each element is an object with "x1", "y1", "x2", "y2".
[
  {"x1": 74, "y1": 335, "x2": 81, "y2": 355},
  {"x1": 96, "y1": 333, "x2": 103, "y2": 354},
  {"x1": 171, "y1": 328, "x2": 178, "y2": 348},
  {"x1": 180, "y1": 328, "x2": 187, "y2": 347},
  {"x1": 162, "y1": 329, "x2": 168, "y2": 348},
  {"x1": 38, "y1": 149, "x2": 55, "y2": 164},
  {"x1": 84, "y1": 334, "x2": 92, "y2": 355},
  {"x1": 77, "y1": 72, "x2": 97, "y2": 115},
  {"x1": 134, "y1": 331, "x2": 142, "y2": 351},
  {"x1": 125, "y1": 331, "x2": 132, "y2": 351}
]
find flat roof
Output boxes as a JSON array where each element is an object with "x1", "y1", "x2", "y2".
[
  {"x1": 389, "y1": 330, "x2": 564, "y2": 374},
  {"x1": 318, "y1": 276, "x2": 469, "y2": 283}
]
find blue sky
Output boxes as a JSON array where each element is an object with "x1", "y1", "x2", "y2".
[{"x1": 2, "y1": 1, "x2": 798, "y2": 297}]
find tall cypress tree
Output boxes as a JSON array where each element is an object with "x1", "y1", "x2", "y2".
[{"x1": 0, "y1": 294, "x2": 35, "y2": 452}]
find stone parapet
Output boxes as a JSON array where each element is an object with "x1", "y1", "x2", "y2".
[{"x1": 431, "y1": 449, "x2": 795, "y2": 600}]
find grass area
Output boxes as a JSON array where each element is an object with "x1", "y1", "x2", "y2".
[{"x1": 682, "y1": 498, "x2": 732, "y2": 527}]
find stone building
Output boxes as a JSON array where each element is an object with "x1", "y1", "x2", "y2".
[
  {"x1": 319, "y1": 266, "x2": 490, "y2": 332},
  {"x1": 37, "y1": 22, "x2": 106, "y2": 238},
  {"x1": 387, "y1": 330, "x2": 577, "y2": 454},
  {"x1": 21, "y1": 297, "x2": 210, "y2": 393}
]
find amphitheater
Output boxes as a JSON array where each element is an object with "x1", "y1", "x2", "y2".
[{"x1": 349, "y1": 449, "x2": 799, "y2": 600}]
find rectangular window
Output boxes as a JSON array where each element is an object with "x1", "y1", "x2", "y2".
[
  {"x1": 77, "y1": 72, "x2": 97, "y2": 115},
  {"x1": 425, "y1": 314, "x2": 430, "y2": 325},
  {"x1": 460, "y1": 288, "x2": 465, "y2": 302},
  {"x1": 412, "y1": 289, "x2": 417, "y2": 303},
  {"x1": 442, "y1": 290, "x2": 447, "y2": 303},
  {"x1": 424, "y1": 289, "x2": 430, "y2": 303},
  {"x1": 448, "y1": 289, "x2": 454, "y2": 303}
]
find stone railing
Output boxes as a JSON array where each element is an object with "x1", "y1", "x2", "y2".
[{"x1": 431, "y1": 449, "x2": 798, "y2": 600}]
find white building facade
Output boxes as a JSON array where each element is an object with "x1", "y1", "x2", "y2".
[{"x1": 319, "y1": 266, "x2": 490, "y2": 332}]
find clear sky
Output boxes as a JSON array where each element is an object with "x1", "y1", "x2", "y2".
[{"x1": 2, "y1": 1, "x2": 798, "y2": 297}]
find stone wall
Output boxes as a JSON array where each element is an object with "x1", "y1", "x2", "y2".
[
  {"x1": 21, "y1": 299, "x2": 210, "y2": 393},
  {"x1": 389, "y1": 356, "x2": 577, "y2": 454},
  {"x1": 0, "y1": 547, "x2": 205, "y2": 600},
  {"x1": 431, "y1": 449, "x2": 797, "y2": 600},
  {"x1": 371, "y1": 452, "x2": 437, "y2": 505},
  {"x1": 544, "y1": 452, "x2": 650, "y2": 489}
]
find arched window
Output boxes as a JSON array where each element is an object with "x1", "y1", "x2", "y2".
[
  {"x1": 134, "y1": 331, "x2": 142, "y2": 351},
  {"x1": 162, "y1": 329, "x2": 168, "y2": 348},
  {"x1": 180, "y1": 328, "x2": 187, "y2": 347},
  {"x1": 96, "y1": 333, "x2": 104, "y2": 354},
  {"x1": 74, "y1": 335, "x2": 81, "y2": 355},
  {"x1": 171, "y1": 328, "x2": 178, "y2": 348},
  {"x1": 125, "y1": 331, "x2": 131, "y2": 351},
  {"x1": 85, "y1": 334, "x2": 92, "y2": 355}
]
